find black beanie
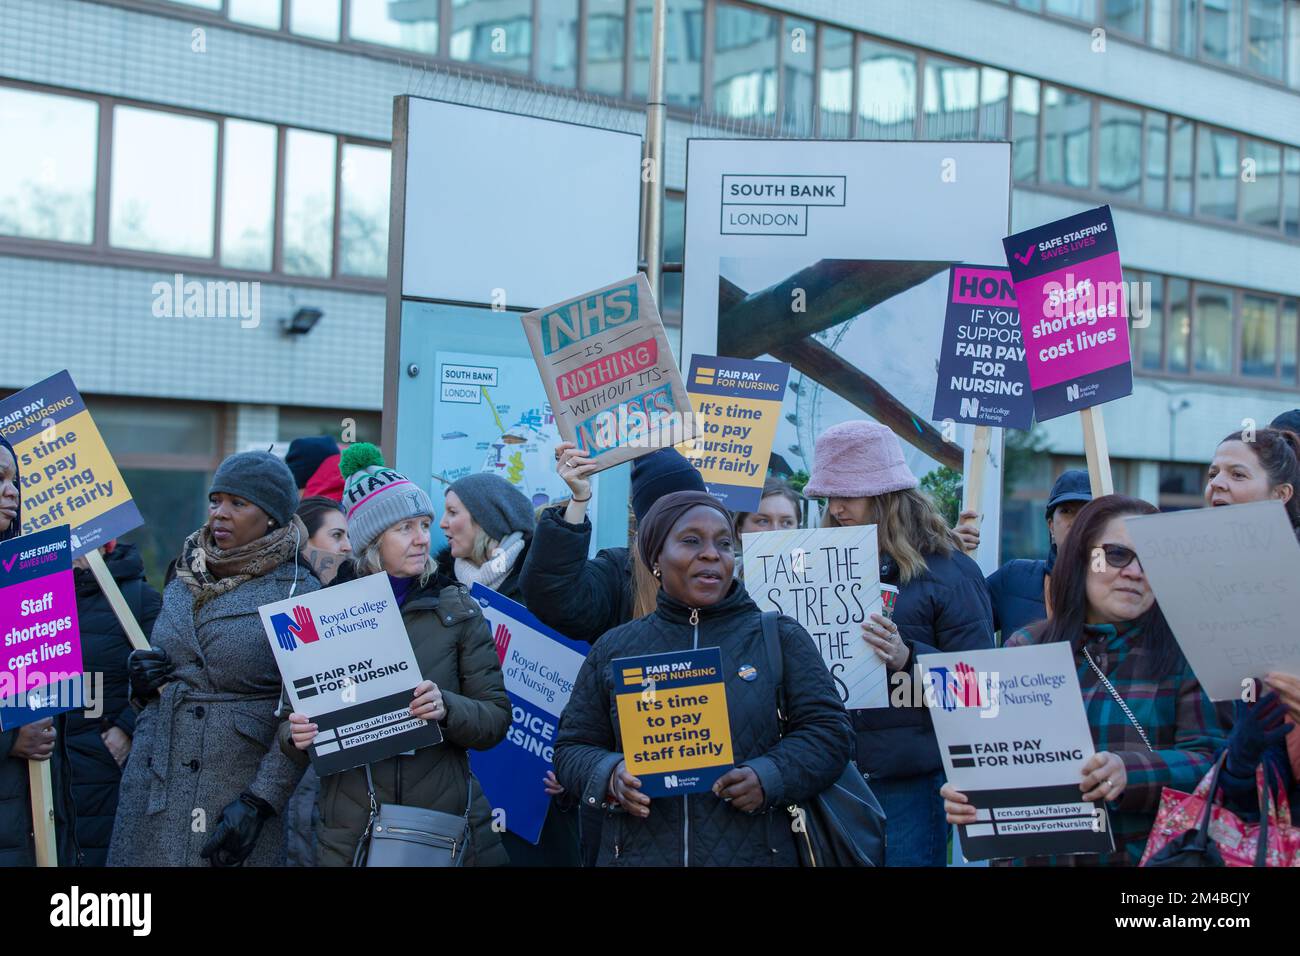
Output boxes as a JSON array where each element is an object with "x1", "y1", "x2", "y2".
[
  {"x1": 631, "y1": 448, "x2": 706, "y2": 524},
  {"x1": 285, "y1": 435, "x2": 339, "y2": 489}
]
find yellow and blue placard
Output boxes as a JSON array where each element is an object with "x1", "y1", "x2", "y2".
[
  {"x1": 679, "y1": 355, "x2": 789, "y2": 511},
  {"x1": 613, "y1": 646, "x2": 734, "y2": 797}
]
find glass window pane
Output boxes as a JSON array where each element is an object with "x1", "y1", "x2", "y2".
[
  {"x1": 1143, "y1": 111, "x2": 1167, "y2": 208},
  {"x1": 1241, "y1": 294, "x2": 1278, "y2": 377},
  {"x1": 1139, "y1": 273, "x2": 1165, "y2": 370},
  {"x1": 0, "y1": 88, "x2": 97, "y2": 244},
  {"x1": 712, "y1": 3, "x2": 778, "y2": 120},
  {"x1": 536, "y1": 0, "x2": 579, "y2": 88},
  {"x1": 1047, "y1": 0, "x2": 1095, "y2": 16},
  {"x1": 1196, "y1": 127, "x2": 1239, "y2": 220},
  {"x1": 979, "y1": 68, "x2": 1008, "y2": 141},
  {"x1": 119, "y1": 469, "x2": 211, "y2": 587},
  {"x1": 1290, "y1": 0, "x2": 1300, "y2": 86},
  {"x1": 584, "y1": 0, "x2": 625, "y2": 97},
  {"x1": 632, "y1": 0, "x2": 703, "y2": 107},
  {"x1": 289, "y1": 0, "x2": 340, "y2": 40},
  {"x1": 220, "y1": 120, "x2": 276, "y2": 271},
  {"x1": 1098, "y1": 101, "x2": 1142, "y2": 199},
  {"x1": 1150, "y1": 0, "x2": 1173, "y2": 47},
  {"x1": 1018, "y1": 0, "x2": 1045, "y2": 11},
  {"x1": 1242, "y1": 139, "x2": 1282, "y2": 229},
  {"x1": 1282, "y1": 300, "x2": 1297, "y2": 381},
  {"x1": 168, "y1": 0, "x2": 221, "y2": 8},
  {"x1": 662, "y1": 193, "x2": 685, "y2": 316},
  {"x1": 1168, "y1": 277, "x2": 1190, "y2": 371},
  {"x1": 818, "y1": 26, "x2": 853, "y2": 139},
  {"x1": 1042, "y1": 85, "x2": 1091, "y2": 189},
  {"x1": 1175, "y1": 0, "x2": 1198, "y2": 55},
  {"x1": 857, "y1": 38, "x2": 916, "y2": 138},
  {"x1": 110, "y1": 106, "x2": 216, "y2": 258},
  {"x1": 339, "y1": 143, "x2": 390, "y2": 278},
  {"x1": 923, "y1": 57, "x2": 979, "y2": 140},
  {"x1": 229, "y1": 0, "x2": 281, "y2": 29},
  {"x1": 1170, "y1": 117, "x2": 1194, "y2": 213},
  {"x1": 1193, "y1": 284, "x2": 1233, "y2": 375},
  {"x1": 1285, "y1": 148, "x2": 1300, "y2": 237},
  {"x1": 350, "y1": 0, "x2": 438, "y2": 54},
  {"x1": 780, "y1": 18, "x2": 815, "y2": 135},
  {"x1": 451, "y1": 0, "x2": 531, "y2": 73},
  {"x1": 282, "y1": 129, "x2": 336, "y2": 278},
  {"x1": 1248, "y1": 0, "x2": 1285, "y2": 76},
  {"x1": 1105, "y1": 0, "x2": 1145, "y2": 34},
  {"x1": 1012, "y1": 76, "x2": 1040, "y2": 182},
  {"x1": 1202, "y1": 0, "x2": 1243, "y2": 65}
]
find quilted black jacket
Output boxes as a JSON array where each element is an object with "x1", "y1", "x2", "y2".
[{"x1": 555, "y1": 582, "x2": 853, "y2": 866}]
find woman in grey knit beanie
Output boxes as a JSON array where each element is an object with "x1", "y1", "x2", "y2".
[{"x1": 436, "y1": 473, "x2": 535, "y2": 600}]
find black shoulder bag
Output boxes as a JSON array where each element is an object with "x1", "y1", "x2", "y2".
[{"x1": 760, "y1": 611, "x2": 887, "y2": 867}]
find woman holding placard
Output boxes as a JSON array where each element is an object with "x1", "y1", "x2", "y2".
[
  {"x1": 554, "y1": 490, "x2": 854, "y2": 866},
  {"x1": 281, "y1": 445, "x2": 510, "y2": 867},
  {"x1": 941, "y1": 495, "x2": 1225, "y2": 865},
  {"x1": 805, "y1": 420, "x2": 993, "y2": 867}
]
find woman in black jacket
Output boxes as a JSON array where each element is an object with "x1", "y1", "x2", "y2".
[
  {"x1": 554, "y1": 491, "x2": 854, "y2": 866},
  {"x1": 804, "y1": 420, "x2": 994, "y2": 867},
  {"x1": 66, "y1": 542, "x2": 161, "y2": 866}
]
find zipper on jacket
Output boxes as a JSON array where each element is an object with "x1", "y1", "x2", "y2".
[{"x1": 684, "y1": 611, "x2": 699, "y2": 867}]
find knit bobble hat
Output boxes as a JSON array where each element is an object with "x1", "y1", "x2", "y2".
[
  {"x1": 209, "y1": 451, "x2": 299, "y2": 527},
  {"x1": 446, "y1": 473, "x2": 534, "y2": 543},
  {"x1": 803, "y1": 421, "x2": 918, "y2": 499},
  {"x1": 340, "y1": 443, "x2": 434, "y2": 554}
]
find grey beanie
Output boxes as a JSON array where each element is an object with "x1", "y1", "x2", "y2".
[
  {"x1": 340, "y1": 443, "x2": 434, "y2": 554},
  {"x1": 447, "y1": 473, "x2": 534, "y2": 543},
  {"x1": 209, "y1": 451, "x2": 299, "y2": 527}
]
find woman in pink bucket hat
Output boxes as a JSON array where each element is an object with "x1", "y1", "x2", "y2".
[{"x1": 804, "y1": 420, "x2": 994, "y2": 867}]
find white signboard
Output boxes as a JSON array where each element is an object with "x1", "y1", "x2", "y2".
[
  {"x1": 920, "y1": 642, "x2": 1112, "y2": 861},
  {"x1": 741, "y1": 526, "x2": 885, "y2": 709},
  {"x1": 260, "y1": 574, "x2": 439, "y2": 775},
  {"x1": 1125, "y1": 499, "x2": 1300, "y2": 701}
]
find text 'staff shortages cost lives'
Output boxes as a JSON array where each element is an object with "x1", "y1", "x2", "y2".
[
  {"x1": 1002, "y1": 205, "x2": 1133, "y2": 423},
  {"x1": 468, "y1": 584, "x2": 588, "y2": 844},
  {"x1": 259, "y1": 573, "x2": 440, "y2": 776},
  {"x1": 0, "y1": 526, "x2": 84, "y2": 731},
  {"x1": 932, "y1": 266, "x2": 1033, "y2": 430},
  {"x1": 679, "y1": 354, "x2": 790, "y2": 511},
  {"x1": 0, "y1": 370, "x2": 143, "y2": 555},
  {"x1": 613, "y1": 646, "x2": 733, "y2": 797}
]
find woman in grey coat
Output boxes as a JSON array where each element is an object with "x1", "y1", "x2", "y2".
[{"x1": 108, "y1": 452, "x2": 318, "y2": 867}]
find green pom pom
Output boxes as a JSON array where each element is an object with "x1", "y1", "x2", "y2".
[{"x1": 339, "y1": 442, "x2": 385, "y2": 478}]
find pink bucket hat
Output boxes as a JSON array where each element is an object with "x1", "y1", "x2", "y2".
[{"x1": 803, "y1": 421, "x2": 918, "y2": 498}]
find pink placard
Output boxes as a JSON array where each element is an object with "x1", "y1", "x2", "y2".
[
  {"x1": 1, "y1": 568, "x2": 82, "y2": 690},
  {"x1": 1017, "y1": 251, "x2": 1129, "y2": 390}
]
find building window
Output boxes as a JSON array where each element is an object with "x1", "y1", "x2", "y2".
[
  {"x1": 350, "y1": 0, "x2": 439, "y2": 55},
  {"x1": 1193, "y1": 283, "x2": 1234, "y2": 375},
  {"x1": 109, "y1": 106, "x2": 217, "y2": 258},
  {"x1": 1175, "y1": 0, "x2": 1199, "y2": 55},
  {"x1": 1282, "y1": 299, "x2": 1298, "y2": 380},
  {"x1": 0, "y1": 88, "x2": 98, "y2": 245},
  {"x1": 1241, "y1": 294, "x2": 1280, "y2": 377},
  {"x1": 1283, "y1": 148, "x2": 1300, "y2": 236},
  {"x1": 289, "y1": 0, "x2": 341, "y2": 40},
  {"x1": 220, "y1": 120, "x2": 277, "y2": 272},
  {"x1": 339, "y1": 143, "x2": 390, "y2": 278},
  {"x1": 632, "y1": 0, "x2": 704, "y2": 107},
  {"x1": 1168, "y1": 277, "x2": 1191, "y2": 371},
  {"x1": 1243, "y1": 138, "x2": 1283, "y2": 229},
  {"x1": 1046, "y1": 0, "x2": 1096, "y2": 18},
  {"x1": 1202, "y1": 0, "x2": 1244, "y2": 65},
  {"x1": 584, "y1": 0, "x2": 625, "y2": 97},
  {"x1": 1196, "y1": 127, "x2": 1239, "y2": 221},
  {"x1": 451, "y1": 0, "x2": 531, "y2": 73},
  {"x1": 1143, "y1": 110, "x2": 1168, "y2": 208},
  {"x1": 1011, "y1": 76, "x2": 1040, "y2": 182},
  {"x1": 856, "y1": 38, "x2": 916, "y2": 138},
  {"x1": 228, "y1": 0, "x2": 281, "y2": 29},
  {"x1": 281, "y1": 128, "x2": 337, "y2": 277},
  {"x1": 662, "y1": 192, "x2": 685, "y2": 320},
  {"x1": 1134, "y1": 271, "x2": 1166, "y2": 370},
  {"x1": 979, "y1": 67, "x2": 1009, "y2": 141},
  {"x1": 1041, "y1": 85, "x2": 1091, "y2": 189},
  {"x1": 535, "y1": 0, "x2": 578, "y2": 88},
  {"x1": 1290, "y1": 0, "x2": 1300, "y2": 86},
  {"x1": 1104, "y1": 0, "x2": 1146, "y2": 35},
  {"x1": 1248, "y1": 0, "x2": 1287, "y2": 76},
  {"x1": 712, "y1": 3, "x2": 778, "y2": 120},
  {"x1": 1150, "y1": 0, "x2": 1174, "y2": 48},
  {"x1": 818, "y1": 26, "x2": 853, "y2": 139},
  {"x1": 780, "y1": 18, "x2": 816, "y2": 135},
  {"x1": 279, "y1": 408, "x2": 380, "y2": 444},
  {"x1": 923, "y1": 57, "x2": 979, "y2": 140},
  {"x1": 1170, "y1": 117, "x2": 1194, "y2": 214},
  {"x1": 1098, "y1": 101, "x2": 1142, "y2": 200}
]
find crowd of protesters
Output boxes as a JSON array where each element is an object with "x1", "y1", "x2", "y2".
[{"x1": 2, "y1": 411, "x2": 1298, "y2": 868}]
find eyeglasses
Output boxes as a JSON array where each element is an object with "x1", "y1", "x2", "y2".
[{"x1": 1097, "y1": 544, "x2": 1142, "y2": 571}]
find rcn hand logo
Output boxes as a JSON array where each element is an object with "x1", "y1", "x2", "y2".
[
  {"x1": 930, "y1": 662, "x2": 983, "y2": 712},
  {"x1": 271, "y1": 605, "x2": 321, "y2": 651},
  {"x1": 493, "y1": 622, "x2": 511, "y2": 665}
]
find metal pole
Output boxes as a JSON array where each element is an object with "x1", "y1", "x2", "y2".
[{"x1": 641, "y1": 0, "x2": 667, "y2": 296}]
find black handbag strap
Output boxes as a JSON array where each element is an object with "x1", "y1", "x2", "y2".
[{"x1": 760, "y1": 611, "x2": 787, "y2": 733}]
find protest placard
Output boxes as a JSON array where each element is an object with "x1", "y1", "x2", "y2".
[
  {"x1": 613, "y1": 646, "x2": 733, "y2": 797},
  {"x1": 932, "y1": 266, "x2": 1033, "y2": 431},
  {"x1": 1125, "y1": 499, "x2": 1300, "y2": 701},
  {"x1": 521, "y1": 273, "x2": 696, "y2": 472},
  {"x1": 742, "y1": 526, "x2": 886, "y2": 709},
  {"x1": 1002, "y1": 206, "x2": 1132, "y2": 425},
  {"x1": 0, "y1": 371, "x2": 143, "y2": 555},
  {"x1": 467, "y1": 584, "x2": 588, "y2": 844},
  {"x1": 678, "y1": 355, "x2": 789, "y2": 511},
  {"x1": 919, "y1": 641, "x2": 1113, "y2": 861},
  {"x1": 0, "y1": 526, "x2": 83, "y2": 731},
  {"x1": 260, "y1": 573, "x2": 441, "y2": 776}
]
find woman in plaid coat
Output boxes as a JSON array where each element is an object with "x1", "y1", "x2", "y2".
[{"x1": 941, "y1": 495, "x2": 1226, "y2": 865}]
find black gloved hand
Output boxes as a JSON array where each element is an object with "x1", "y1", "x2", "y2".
[
  {"x1": 1226, "y1": 692, "x2": 1293, "y2": 780},
  {"x1": 127, "y1": 648, "x2": 173, "y2": 706},
  {"x1": 200, "y1": 792, "x2": 275, "y2": 867}
]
